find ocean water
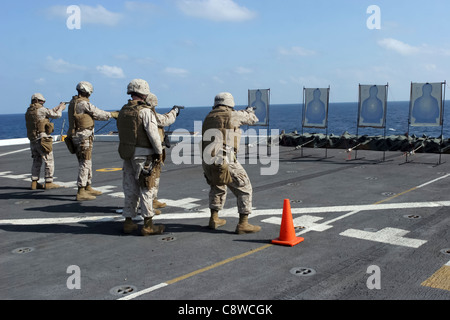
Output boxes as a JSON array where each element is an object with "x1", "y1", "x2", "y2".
[{"x1": 1, "y1": 102, "x2": 449, "y2": 140}]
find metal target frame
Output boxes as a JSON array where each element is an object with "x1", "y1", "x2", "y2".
[
  {"x1": 406, "y1": 81, "x2": 446, "y2": 165},
  {"x1": 352, "y1": 83, "x2": 389, "y2": 162},
  {"x1": 248, "y1": 89, "x2": 270, "y2": 127},
  {"x1": 247, "y1": 88, "x2": 271, "y2": 157},
  {"x1": 301, "y1": 86, "x2": 331, "y2": 158}
]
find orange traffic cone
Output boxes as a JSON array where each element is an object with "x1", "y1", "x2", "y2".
[{"x1": 272, "y1": 199, "x2": 304, "y2": 247}]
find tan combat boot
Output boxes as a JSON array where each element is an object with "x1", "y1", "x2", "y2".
[
  {"x1": 141, "y1": 217, "x2": 165, "y2": 236},
  {"x1": 153, "y1": 199, "x2": 166, "y2": 209},
  {"x1": 76, "y1": 187, "x2": 96, "y2": 201},
  {"x1": 235, "y1": 214, "x2": 261, "y2": 234},
  {"x1": 123, "y1": 218, "x2": 138, "y2": 234},
  {"x1": 31, "y1": 181, "x2": 44, "y2": 190},
  {"x1": 209, "y1": 209, "x2": 226, "y2": 229},
  {"x1": 86, "y1": 184, "x2": 102, "y2": 196},
  {"x1": 45, "y1": 182, "x2": 62, "y2": 190}
]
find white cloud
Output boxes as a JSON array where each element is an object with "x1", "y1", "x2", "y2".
[
  {"x1": 212, "y1": 76, "x2": 224, "y2": 83},
  {"x1": 279, "y1": 46, "x2": 316, "y2": 57},
  {"x1": 424, "y1": 64, "x2": 437, "y2": 71},
  {"x1": 45, "y1": 56, "x2": 86, "y2": 73},
  {"x1": 135, "y1": 57, "x2": 156, "y2": 66},
  {"x1": 124, "y1": 1, "x2": 158, "y2": 13},
  {"x1": 46, "y1": 5, "x2": 123, "y2": 27},
  {"x1": 164, "y1": 67, "x2": 189, "y2": 77},
  {"x1": 177, "y1": 0, "x2": 256, "y2": 22},
  {"x1": 96, "y1": 65, "x2": 126, "y2": 79},
  {"x1": 377, "y1": 38, "x2": 420, "y2": 56},
  {"x1": 113, "y1": 54, "x2": 130, "y2": 61},
  {"x1": 378, "y1": 38, "x2": 450, "y2": 60},
  {"x1": 35, "y1": 78, "x2": 46, "y2": 85},
  {"x1": 234, "y1": 66, "x2": 253, "y2": 74}
]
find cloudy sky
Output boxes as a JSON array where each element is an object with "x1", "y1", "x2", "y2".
[{"x1": 1, "y1": 0, "x2": 449, "y2": 114}]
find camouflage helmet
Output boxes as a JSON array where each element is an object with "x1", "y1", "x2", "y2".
[
  {"x1": 214, "y1": 92, "x2": 235, "y2": 108},
  {"x1": 31, "y1": 93, "x2": 46, "y2": 103},
  {"x1": 127, "y1": 79, "x2": 150, "y2": 96},
  {"x1": 145, "y1": 93, "x2": 158, "y2": 108},
  {"x1": 76, "y1": 81, "x2": 94, "y2": 95}
]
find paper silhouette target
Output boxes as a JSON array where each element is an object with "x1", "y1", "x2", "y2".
[
  {"x1": 410, "y1": 82, "x2": 443, "y2": 127},
  {"x1": 303, "y1": 88, "x2": 329, "y2": 128},
  {"x1": 358, "y1": 85, "x2": 387, "y2": 128},
  {"x1": 248, "y1": 89, "x2": 269, "y2": 126}
]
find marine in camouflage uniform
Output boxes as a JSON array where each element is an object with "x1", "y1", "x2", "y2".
[
  {"x1": 67, "y1": 81, "x2": 117, "y2": 201},
  {"x1": 145, "y1": 93, "x2": 180, "y2": 214},
  {"x1": 117, "y1": 79, "x2": 165, "y2": 236},
  {"x1": 202, "y1": 92, "x2": 261, "y2": 234},
  {"x1": 25, "y1": 93, "x2": 66, "y2": 190}
]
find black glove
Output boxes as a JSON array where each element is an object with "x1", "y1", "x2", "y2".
[{"x1": 172, "y1": 105, "x2": 184, "y2": 117}]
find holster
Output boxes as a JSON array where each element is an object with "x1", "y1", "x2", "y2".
[
  {"x1": 40, "y1": 137, "x2": 53, "y2": 154},
  {"x1": 138, "y1": 155, "x2": 160, "y2": 189},
  {"x1": 64, "y1": 136, "x2": 76, "y2": 154}
]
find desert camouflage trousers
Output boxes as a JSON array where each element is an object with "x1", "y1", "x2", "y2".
[
  {"x1": 73, "y1": 136, "x2": 93, "y2": 188},
  {"x1": 30, "y1": 140, "x2": 54, "y2": 183},
  {"x1": 122, "y1": 158, "x2": 158, "y2": 219},
  {"x1": 203, "y1": 161, "x2": 253, "y2": 215}
]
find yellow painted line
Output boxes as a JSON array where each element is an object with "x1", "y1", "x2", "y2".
[
  {"x1": 166, "y1": 244, "x2": 273, "y2": 285},
  {"x1": 119, "y1": 244, "x2": 273, "y2": 300},
  {"x1": 373, "y1": 187, "x2": 417, "y2": 205},
  {"x1": 421, "y1": 261, "x2": 450, "y2": 291},
  {"x1": 96, "y1": 168, "x2": 122, "y2": 172},
  {"x1": 374, "y1": 174, "x2": 450, "y2": 205}
]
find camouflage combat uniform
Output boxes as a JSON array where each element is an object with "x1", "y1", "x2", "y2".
[
  {"x1": 118, "y1": 100, "x2": 163, "y2": 219},
  {"x1": 68, "y1": 96, "x2": 113, "y2": 188},
  {"x1": 25, "y1": 101, "x2": 65, "y2": 185},
  {"x1": 202, "y1": 92, "x2": 261, "y2": 234},
  {"x1": 202, "y1": 106, "x2": 258, "y2": 215}
]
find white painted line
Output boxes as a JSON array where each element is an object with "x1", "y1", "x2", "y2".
[
  {"x1": 164, "y1": 197, "x2": 203, "y2": 209},
  {"x1": 416, "y1": 174, "x2": 450, "y2": 189},
  {"x1": 117, "y1": 283, "x2": 168, "y2": 300},
  {"x1": 0, "y1": 147, "x2": 30, "y2": 157},
  {"x1": 339, "y1": 227, "x2": 427, "y2": 248},
  {"x1": 0, "y1": 172, "x2": 31, "y2": 180},
  {"x1": 160, "y1": 201, "x2": 450, "y2": 221},
  {"x1": 0, "y1": 215, "x2": 123, "y2": 226},
  {"x1": 91, "y1": 185, "x2": 118, "y2": 194},
  {"x1": 0, "y1": 140, "x2": 63, "y2": 155},
  {"x1": 54, "y1": 181, "x2": 77, "y2": 188},
  {"x1": 289, "y1": 202, "x2": 450, "y2": 215},
  {"x1": 3, "y1": 200, "x2": 450, "y2": 226},
  {"x1": 262, "y1": 215, "x2": 333, "y2": 232}
]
